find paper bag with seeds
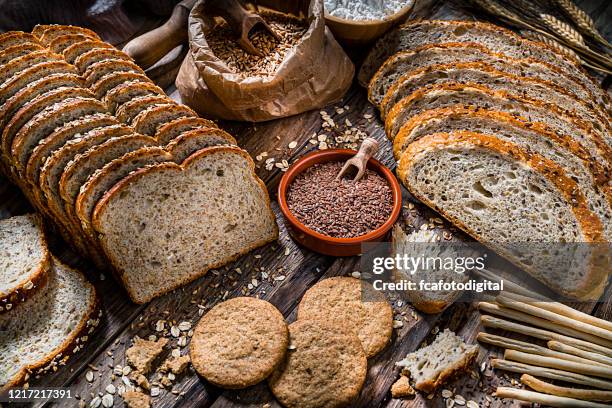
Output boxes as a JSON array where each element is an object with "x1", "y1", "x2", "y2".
[{"x1": 176, "y1": 0, "x2": 354, "y2": 122}]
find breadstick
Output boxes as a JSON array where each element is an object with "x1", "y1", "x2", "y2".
[
  {"x1": 521, "y1": 374, "x2": 612, "y2": 402},
  {"x1": 472, "y1": 268, "x2": 547, "y2": 299},
  {"x1": 477, "y1": 333, "x2": 609, "y2": 367},
  {"x1": 495, "y1": 386, "x2": 612, "y2": 407},
  {"x1": 504, "y1": 349, "x2": 612, "y2": 379},
  {"x1": 503, "y1": 292, "x2": 612, "y2": 332},
  {"x1": 480, "y1": 315, "x2": 612, "y2": 357},
  {"x1": 491, "y1": 359, "x2": 612, "y2": 390},
  {"x1": 549, "y1": 341, "x2": 612, "y2": 367},
  {"x1": 479, "y1": 303, "x2": 612, "y2": 350},
  {"x1": 496, "y1": 295, "x2": 612, "y2": 342}
]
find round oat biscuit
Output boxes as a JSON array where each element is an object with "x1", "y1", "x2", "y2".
[
  {"x1": 190, "y1": 297, "x2": 288, "y2": 389},
  {"x1": 268, "y1": 319, "x2": 367, "y2": 408},
  {"x1": 297, "y1": 277, "x2": 393, "y2": 357}
]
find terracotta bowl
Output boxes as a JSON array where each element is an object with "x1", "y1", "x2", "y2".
[
  {"x1": 278, "y1": 149, "x2": 402, "y2": 256},
  {"x1": 324, "y1": 0, "x2": 415, "y2": 47}
]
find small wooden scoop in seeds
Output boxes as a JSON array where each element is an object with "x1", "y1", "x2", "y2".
[
  {"x1": 203, "y1": 0, "x2": 281, "y2": 57},
  {"x1": 336, "y1": 137, "x2": 379, "y2": 182}
]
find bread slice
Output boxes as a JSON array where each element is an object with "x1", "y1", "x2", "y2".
[
  {"x1": 368, "y1": 42, "x2": 598, "y2": 112},
  {"x1": 0, "y1": 256, "x2": 99, "y2": 390},
  {"x1": 62, "y1": 39, "x2": 114, "y2": 64},
  {"x1": 10, "y1": 97, "x2": 107, "y2": 174},
  {"x1": 0, "y1": 50, "x2": 62, "y2": 86},
  {"x1": 392, "y1": 203, "x2": 471, "y2": 314},
  {"x1": 156, "y1": 117, "x2": 219, "y2": 144},
  {"x1": 397, "y1": 131, "x2": 607, "y2": 299},
  {"x1": 83, "y1": 59, "x2": 146, "y2": 87},
  {"x1": 396, "y1": 329, "x2": 478, "y2": 393},
  {"x1": 36, "y1": 25, "x2": 99, "y2": 45},
  {"x1": 0, "y1": 73, "x2": 84, "y2": 130},
  {"x1": 0, "y1": 60, "x2": 78, "y2": 106},
  {"x1": 91, "y1": 72, "x2": 152, "y2": 100},
  {"x1": 104, "y1": 81, "x2": 165, "y2": 113},
  {"x1": 0, "y1": 43, "x2": 46, "y2": 67},
  {"x1": 164, "y1": 128, "x2": 237, "y2": 163},
  {"x1": 74, "y1": 48, "x2": 134, "y2": 73},
  {"x1": 0, "y1": 32, "x2": 40, "y2": 52},
  {"x1": 386, "y1": 82, "x2": 612, "y2": 170},
  {"x1": 115, "y1": 94, "x2": 174, "y2": 124},
  {"x1": 394, "y1": 107, "x2": 611, "y2": 240},
  {"x1": 358, "y1": 20, "x2": 610, "y2": 114},
  {"x1": 92, "y1": 146, "x2": 278, "y2": 303},
  {"x1": 381, "y1": 62, "x2": 611, "y2": 145},
  {"x1": 132, "y1": 104, "x2": 196, "y2": 136},
  {"x1": 48, "y1": 34, "x2": 93, "y2": 54},
  {"x1": 0, "y1": 214, "x2": 50, "y2": 312}
]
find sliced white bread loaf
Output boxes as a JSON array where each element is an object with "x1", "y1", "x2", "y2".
[
  {"x1": 393, "y1": 107, "x2": 611, "y2": 240},
  {"x1": 396, "y1": 329, "x2": 478, "y2": 393},
  {"x1": 0, "y1": 214, "x2": 49, "y2": 312},
  {"x1": 358, "y1": 20, "x2": 609, "y2": 114},
  {"x1": 92, "y1": 146, "x2": 278, "y2": 303},
  {"x1": 397, "y1": 131, "x2": 607, "y2": 300},
  {"x1": 62, "y1": 39, "x2": 114, "y2": 64},
  {"x1": 386, "y1": 82, "x2": 612, "y2": 170},
  {"x1": 0, "y1": 256, "x2": 98, "y2": 390}
]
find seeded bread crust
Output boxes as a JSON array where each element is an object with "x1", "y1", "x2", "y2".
[
  {"x1": 165, "y1": 128, "x2": 237, "y2": 163},
  {"x1": 0, "y1": 32, "x2": 40, "y2": 51},
  {"x1": 48, "y1": 34, "x2": 92, "y2": 54},
  {"x1": 37, "y1": 25, "x2": 99, "y2": 45},
  {"x1": 91, "y1": 72, "x2": 152, "y2": 100},
  {"x1": 155, "y1": 117, "x2": 219, "y2": 144},
  {"x1": 62, "y1": 39, "x2": 113, "y2": 64},
  {"x1": 115, "y1": 94, "x2": 174, "y2": 125},
  {"x1": 0, "y1": 50, "x2": 62, "y2": 86},
  {"x1": 0, "y1": 43, "x2": 46, "y2": 67},
  {"x1": 92, "y1": 146, "x2": 279, "y2": 303},
  {"x1": 0, "y1": 214, "x2": 50, "y2": 312},
  {"x1": 74, "y1": 48, "x2": 133, "y2": 73},
  {"x1": 103, "y1": 81, "x2": 165, "y2": 113},
  {"x1": 132, "y1": 104, "x2": 196, "y2": 136},
  {"x1": 397, "y1": 131, "x2": 607, "y2": 299},
  {"x1": 83, "y1": 59, "x2": 146, "y2": 87}
]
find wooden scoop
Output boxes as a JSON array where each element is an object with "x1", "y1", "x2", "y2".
[
  {"x1": 203, "y1": 0, "x2": 281, "y2": 57},
  {"x1": 336, "y1": 138, "x2": 379, "y2": 182}
]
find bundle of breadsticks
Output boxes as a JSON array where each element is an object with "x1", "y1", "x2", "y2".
[{"x1": 475, "y1": 271, "x2": 612, "y2": 408}]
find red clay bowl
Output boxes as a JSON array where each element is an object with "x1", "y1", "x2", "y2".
[{"x1": 278, "y1": 149, "x2": 402, "y2": 256}]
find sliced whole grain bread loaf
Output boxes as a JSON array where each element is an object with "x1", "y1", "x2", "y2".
[
  {"x1": 358, "y1": 20, "x2": 609, "y2": 113},
  {"x1": 62, "y1": 39, "x2": 114, "y2": 64},
  {"x1": 83, "y1": 59, "x2": 146, "y2": 87},
  {"x1": 92, "y1": 146, "x2": 278, "y2": 303},
  {"x1": 156, "y1": 117, "x2": 219, "y2": 144},
  {"x1": 165, "y1": 128, "x2": 237, "y2": 163},
  {"x1": 0, "y1": 50, "x2": 63, "y2": 86},
  {"x1": 0, "y1": 32, "x2": 40, "y2": 51},
  {"x1": 0, "y1": 43, "x2": 46, "y2": 68},
  {"x1": 115, "y1": 94, "x2": 175, "y2": 125},
  {"x1": 386, "y1": 82, "x2": 612, "y2": 170},
  {"x1": 91, "y1": 72, "x2": 152, "y2": 100},
  {"x1": 0, "y1": 256, "x2": 98, "y2": 391},
  {"x1": 0, "y1": 214, "x2": 50, "y2": 312},
  {"x1": 104, "y1": 81, "x2": 165, "y2": 113},
  {"x1": 48, "y1": 34, "x2": 93, "y2": 54},
  {"x1": 368, "y1": 42, "x2": 599, "y2": 112},
  {"x1": 31, "y1": 24, "x2": 53, "y2": 38},
  {"x1": 132, "y1": 104, "x2": 197, "y2": 136},
  {"x1": 74, "y1": 48, "x2": 133, "y2": 73},
  {"x1": 397, "y1": 131, "x2": 607, "y2": 300},
  {"x1": 394, "y1": 107, "x2": 611, "y2": 240},
  {"x1": 36, "y1": 25, "x2": 99, "y2": 44}
]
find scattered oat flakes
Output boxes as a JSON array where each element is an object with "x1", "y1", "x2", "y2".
[
  {"x1": 392, "y1": 320, "x2": 404, "y2": 329},
  {"x1": 101, "y1": 394, "x2": 113, "y2": 407},
  {"x1": 90, "y1": 396, "x2": 102, "y2": 408},
  {"x1": 288, "y1": 141, "x2": 297, "y2": 149},
  {"x1": 86, "y1": 370, "x2": 94, "y2": 382}
]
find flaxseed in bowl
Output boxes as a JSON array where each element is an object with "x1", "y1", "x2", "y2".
[{"x1": 278, "y1": 149, "x2": 401, "y2": 256}]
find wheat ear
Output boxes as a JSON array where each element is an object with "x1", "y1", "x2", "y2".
[
  {"x1": 520, "y1": 30, "x2": 581, "y2": 61},
  {"x1": 539, "y1": 13, "x2": 586, "y2": 46},
  {"x1": 554, "y1": 0, "x2": 610, "y2": 47},
  {"x1": 470, "y1": 0, "x2": 532, "y2": 29}
]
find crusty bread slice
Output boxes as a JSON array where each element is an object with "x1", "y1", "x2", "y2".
[
  {"x1": 0, "y1": 43, "x2": 46, "y2": 68},
  {"x1": 36, "y1": 25, "x2": 99, "y2": 45},
  {"x1": 0, "y1": 256, "x2": 99, "y2": 391},
  {"x1": 48, "y1": 34, "x2": 92, "y2": 54},
  {"x1": 74, "y1": 48, "x2": 134, "y2": 73},
  {"x1": 381, "y1": 62, "x2": 611, "y2": 145},
  {"x1": 83, "y1": 59, "x2": 146, "y2": 87},
  {"x1": 155, "y1": 117, "x2": 219, "y2": 144},
  {"x1": 0, "y1": 50, "x2": 62, "y2": 86},
  {"x1": 397, "y1": 131, "x2": 607, "y2": 299},
  {"x1": 368, "y1": 42, "x2": 598, "y2": 112},
  {"x1": 0, "y1": 214, "x2": 50, "y2": 312},
  {"x1": 0, "y1": 32, "x2": 40, "y2": 52},
  {"x1": 115, "y1": 94, "x2": 174, "y2": 124},
  {"x1": 392, "y1": 204, "x2": 471, "y2": 314},
  {"x1": 62, "y1": 39, "x2": 113, "y2": 64},
  {"x1": 91, "y1": 72, "x2": 152, "y2": 100},
  {"x1": 10, "y1": 97, "x2": 107, "y2": 173},
  {"x1": 358, "y1": 20, "x2": 610, "y2": 114},
  {"x1": 385, "y1": 82, "x2": 612, "y2": 170},
  {"x1": 132, "y1": 103, "x2": 196, "y2": 136},
  {"x1": 0, "y1": 73, "x2": 84, "y2": 130},
  {"x1": 103, "y1": 80, "x2": 164, "y2": 113},
  {"x1": 396, "y1": 329, "x2": 478, "y2": 393},
  {"x1": 0, "y1": 60, "x2": 78, "y2": 106},
  {"x1": 92, "y1": 146, "x2": 278, "y2": 303},
  {"x1": 393, "y1": 107, "x2": 611, "y2": 240},
  {"x1": 164, "y1": 128, "x2": 237, "y2": 163}
]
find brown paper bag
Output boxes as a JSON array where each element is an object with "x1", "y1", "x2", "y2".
[{"x1": 176, "y1": 0, "x2": 354, "y2": 122}]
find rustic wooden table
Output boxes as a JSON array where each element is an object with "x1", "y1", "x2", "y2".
[{"x1": 2, "y1": 0, "x2": 610, "y2": 407}]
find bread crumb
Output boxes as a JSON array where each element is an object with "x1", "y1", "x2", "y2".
[
  {"x1": 122, "y1": 391, "x2": 150, "y2": 408},
  {"x1": 391, "y1": 375, "x2": 415, "y2": 398},
  {"x1": 126, "y1": 337, "x2": 168, "y2": 374},
  {"x1": 159, "y1": 355, "x2": 190, "y2": 375},
  {"x1": 129, "y1": 372, "x2": 150, "y2": 391}
]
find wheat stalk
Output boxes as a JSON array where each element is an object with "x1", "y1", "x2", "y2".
[
  {"x1": 554, "y1": 0, "x2": 610, "y2": 47},
  {"x1": 539, "y1": 13, "x2": 585, "y2": 46},
  {"x1": 470, "y1": 0, "x2": 532, "y2": 29}
]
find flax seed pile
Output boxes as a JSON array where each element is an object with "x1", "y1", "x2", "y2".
[
  {"x1": 287, "y1": 161, "x2": 393, "y2": 238},
  {"x1": 205, "y1": 11, "x2": 308, "y2": 78}
]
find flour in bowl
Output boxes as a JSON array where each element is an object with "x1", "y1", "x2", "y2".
[{"x1": 324, "y1": 0, "x2": 409, "y2": 21}]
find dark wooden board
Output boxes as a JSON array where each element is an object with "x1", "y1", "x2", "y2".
[{"x1": 0, "y1": 0, "x2": 609, "y2": 407}]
